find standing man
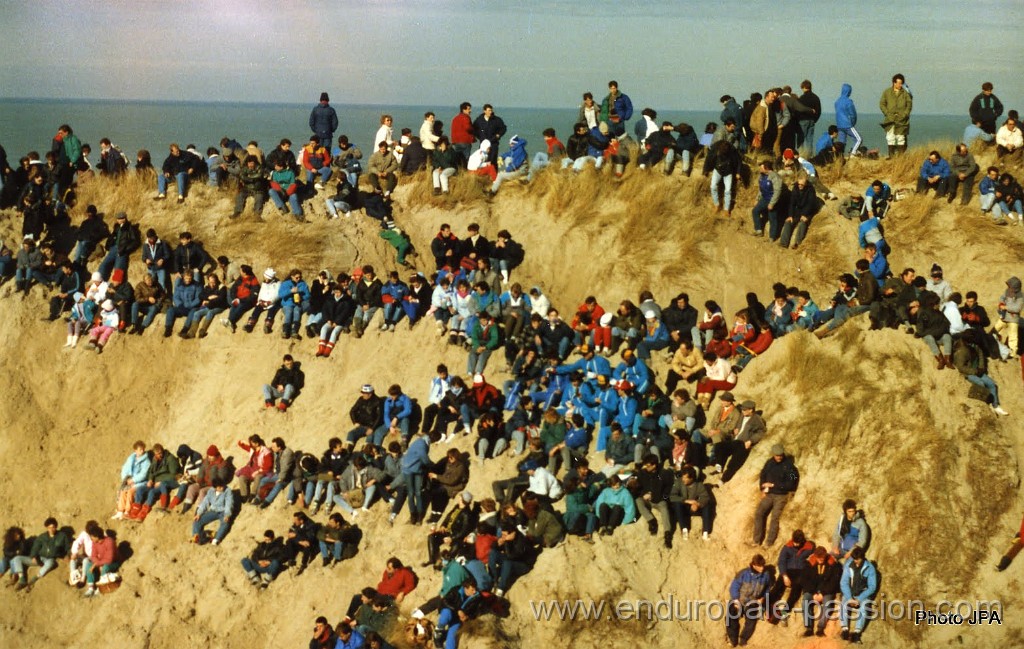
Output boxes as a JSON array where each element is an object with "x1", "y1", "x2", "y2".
[
  {"x1": 309, "y1": 92, "x2": 339, "y2": 149},
  {"x1": 600, "y1": 80, "x2": 633, "y2": 139},
  {"x1": 797, "y1": 80, "x2": 821, "y2": 156},
  {"x1": 880, "y1": 73, "x2": 913, "y2": 157},
  {"x1": 473, "y1": 104, "x2": 507, "y2": 166},
  {"x1": 751, "y1": 443, "x2": 799, "y2": 547},
  {"x1": 969, "y1": 82, "x2": 1004, "y2": 135},
  {"x1": 451, "y1": 102, "x2": 475, "y2": 166},
  {"x1": 834, "y1": 83, "x2": 862, "y2": 158},
  {"x1": 419, "y1": 112, "x2": 440, "y2": 153}
]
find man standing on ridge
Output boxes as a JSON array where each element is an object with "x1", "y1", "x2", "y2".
[
  {"x1": 880, "y1": 73, "x2": 913, "y2": 157},
  {"x1": 451, "y1": 102, "x2": 475, "y2": 167},
  {"x1": 473, "y1": 105, "x2": 506, "y2": 166},
  {"x1": 969, "y1": 82, "x2": 1003, "y2": 135},
  {"x1": 310, "y1": 92, "x2": 339, "y2": 149},
  {"x1": 600, "y1": 80, "x2": 633, "y2": 139}
]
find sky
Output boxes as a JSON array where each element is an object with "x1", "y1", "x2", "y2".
[{"x1": 0, "y1": 0, "x2": 1019, "y2": 115}]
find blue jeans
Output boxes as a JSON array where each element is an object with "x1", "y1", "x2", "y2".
[
  {"x1": 131, "y1": 302, "x2": 160, "y2": 329},
  {"x1": 263, "y1": 384, "x2": 296, "y2": 402},
  {"x1": 636, "y1": 337, "x2": 669, "y2": 360},
  {"x1": 383, "y1": 302, "x2": 405, "y2": 325},
  {"x1": 306, "y1": 167, "x2": 332, "y2": 185},
  {"x1": 241, "y1": 557, "x2": 280, "y2": 577},
  {"x1": 325, "y1": 198, "x2": 352, "y2": 217},
  {"x1": 319, "y1": 540, "x2": 343, "y2": 561},
  {"x1": 192, "y1": 306, "x2": 225, "y2": 324},
  {"x1": 404, "y1": 472, "x2": 425, "y2": 517},
  {"x1": 798, "y1": 120, "x2": 815, "y2": 154},
  {"x1": 258, "y1": 474, "x2": 280, "y2": 502},
  {"x1": 282, "y1": 301, "x2": 308, "y2": 328},
  {"x1": 840, "y1": 597, "x2": 872, "y2": 633},
  {"x1": 73, "y1": 241, "x2": 94, "y2": 267},
  {"x1": 135, "y1": 480, "x2": 177, "y2": 505},
  {"x1": 751, "y1": 196, "x2": 778, "y2": 238},
  {"x1": 966, "y1": 373, "x2": 999, "y2": 406},
  {"x1": 269, "y1": 189, "x2": 303, "y2": 215},
  {"x1": 710, "y1": 170, "x2": 733, "y2": 209},
  {"x1": 467, "y1": 347, "x2": 493, "y2": 375},
  {"x1": 527, "y1": 152, "x2": 549, "y2": 181},
  {"x1": 192, "y1": 511, "x2": 231, "y2": 543},
  {"x1": 165, "y1": 305, "x2": 195, "y2": 330},
  {"x1": 98, "y1": 249, "x2": 129, "y2": 281},
  {"x1": 158, "y1": 172, "x2": 188, "y2": 197}
]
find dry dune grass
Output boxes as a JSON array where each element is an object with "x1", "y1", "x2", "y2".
[{"x1": 2, "y1": 150, "x2": 1024, "y2": 649}]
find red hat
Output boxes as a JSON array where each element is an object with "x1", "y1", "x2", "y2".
[
  {"x1": 111, "y1": 268, "x2": 125, "y2": 283},
  {"x1": 782, "y1": 148, "x2": 795, "y2": 160},
  {"x1": 206, "y1": 445, "x2": 219, "y2": 457},
  {"x1": 617, "y1": 380, "x2": 633, "y2": 392}
]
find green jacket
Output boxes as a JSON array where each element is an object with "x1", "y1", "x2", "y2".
[
  {"x1": 879, "y1": 87, "x2": 913, "y2": 135},
  {"x1": 355, "y1": 602, "x2": 398, "y2": 636},
  {"x1": 564, "y1": 490, "x2": 594, "y2": 515},
  {"x1": 432, "y1": 147, "x2": 459, "y2": 170},
  {"x1": 31, "y1": 531, "x2": 69, "y2": 560},
  {"x1": 147, "y1": 453, "x2": 181, "y2": 484},
  {"x1": 527, "y1": 508, "x2": 565, "y2": 547},
  {"x1": 63, "y1": 133, "x2": 83, "y2": 167},
  {"x1": 470, "y1": 320, "x2": 500, "y2": 350},
  {"x1": 440, "y1": 559, "x2": 469, "y2": 596},
  {"x1": 539, "y1": 419, "x2": 566, "y2": 449}
]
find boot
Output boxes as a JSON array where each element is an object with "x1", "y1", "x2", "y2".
[
  {"x1": 168, "y1": 496, "x2": 182, "y2": 511},
  {"x1": 997, "y1": 556, "x2": 1013, "y2": 571},
  {"x1": 163, "y1": 326, "x2": 173, "y2": 338},
  {"x1": 64, "y1": 335, "x2": 73, "y2": 348},
  {"x1": 305, "y1": 324, "x2": 316, "y2": 338},
  {"x1": 281, "y1": 323, "x2": 291, "y2": 339},
  {"x1": 324, "y1": 342, "x2": 335, "y2": 358},
  {"x1": 126, "y1": 502, "x2": 143, "y2": 520},
  {"x1": 197, "y1": 319, "x2": 212, "y2": 338},
  {"x1": 71, "y1": 335, "x2": 79, "y2": 348},
  {"x1": 943, "y1": 355, "x2": 953, "y2": 369},
  {"x1": 264, "y1": 321, "x2": 274, "y2": 335},
  {"x1": 183, "y1": 320, "x2": 200, "y2": 339},
  {"x1": 886, "y1": 145, "x2": 894, "y2": 159},
  {"x1": 316, "y1": 341, "x2": 327, "y2": 357},
  {"x1": 935, "y1": 354, "x2": 946, "y2": 370},
  {"x1": 136, "y1": 505, "x2": 152, "y2": 521},
  {"x1": 158, "y1": 494, "x2": 169, "y2": 510}
]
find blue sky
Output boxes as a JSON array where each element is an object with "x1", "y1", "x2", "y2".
[{"x1": 0, "y1": 0, "x2": 1018, "y2": 114}]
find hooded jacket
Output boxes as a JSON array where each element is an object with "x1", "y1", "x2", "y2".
[
  {"x1": 833, "y1": 511, "x2": 871, "y2": 556},
  {"x1": 834, "y1": 84, "x2": 857, "y2": 129},
  {"x1": 501, "y1": 137, "x2": 528, "y2": 173}
]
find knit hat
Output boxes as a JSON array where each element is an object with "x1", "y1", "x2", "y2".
[
  {"x1": 115, "y1": 211, "x2": 127, "y2": 220},
  {"x1": 360, "y1": 384, "x2": 374, "y2": 393},
  {"x1": 320, "y1": 92, "x2": 329, "y2": 102},
  {"x1": 782, "y1": 148, "x2": 795, "y2": 160},
  {"x1": 771, "y1": 443, "x2": 786, "y2": 456},
  {"x1": 101, "y1": 299, "x2": 114, "y2": 311},
  {"x1": 111, "y1": 268, "x2": 125, "y2": 284},
  {"x1": 472, "y1": 374, "x2": 484, "y2": 386},
  {"x1": 91, "y1": 271, "x2": 103, "y2": 282},
  {"x1": 263, "y1": 268, "x2": 276, "y2": 280},
  {"x1": 930, "y1": 264, "x2": 943, "y2": 278},
  {"x1": 206, "y1": 445, "x2": 219, "y2": 457},
  {"x1": 460, "y1": 491, "x2": 473, "y2": 503}
]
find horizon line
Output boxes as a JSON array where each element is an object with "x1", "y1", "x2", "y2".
[{"x1": 0, "y1": 96, "x2": 961, "y2": 117}]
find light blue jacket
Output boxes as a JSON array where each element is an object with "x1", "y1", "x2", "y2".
[
  {"x1": 197, "y1": 487, "x2": 234, "y2": 517},
  {"x1": 594, "y1": 485, "x2": 636, "y2": 523},
  {"x1": 840, "y1": 559, "x2": 878, "y2": 600},
  {"x1": 120, "y1": 452, "x2": 151, "y2": 484}
]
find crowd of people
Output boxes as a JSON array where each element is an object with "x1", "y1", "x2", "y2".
[{"x1": 0, "y1": 76, "x2": 1021, "y2": 649}]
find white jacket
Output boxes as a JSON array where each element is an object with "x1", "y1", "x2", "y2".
[
  {"x1": 420, "y1": 120, "x2": 439, "y2": 150},
  {"x1": 257, "y1": 280, "x2": 280, "y2": 305},
  {"x1": 996, "y1": 125, "x2": 1023, "y2": 149},
  {"x1": 528, "y1": 467, "x2": 563, "y2": 500}
]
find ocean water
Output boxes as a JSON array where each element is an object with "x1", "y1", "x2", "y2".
[{"x1": 0, "y1": 98, "x2": 967, "y2": 168}]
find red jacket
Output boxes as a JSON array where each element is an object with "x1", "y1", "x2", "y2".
[
  {"x1": 451, "y1": 113, "x2": 475, "y2": 145},
  {"x1": 469, "y1": 384, "x2": 501, "y2": 410},
  {"x1": 742, "y1": 329, "x2": 774, "y2": 356},
  {"x1": 233, "y1": 275, "x2": 260, "y2": 301},
  {"x1": 377, "y1": 566, "x2": 417, "y2": 596},
  {"x1": 475, "y1": 532, "x2": 497, "y2": 562},
  {"x1": 90, "y1": 536, "x2": 116, "y2": 567},
  {"x1": 572, "y1": 303, "x2": 605, "y2": 333},
  {"x1": 239, "y1": 441, "x2": 273, "y2": 473}
]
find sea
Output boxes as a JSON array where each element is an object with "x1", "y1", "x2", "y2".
[{"x1": 0, "y1": 98, "x2": 968, "y2": 167}]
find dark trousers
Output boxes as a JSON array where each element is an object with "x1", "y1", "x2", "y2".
[
  {"x1": 947, "y1": 171, "x2": 976, "y2": 205},
  {"x1": 726, "y1": 601, "x2": 762, "y2": 645},
  {"x1": 672, "y1": 501, "x2": 715, "y2": 535},
  {"x1": 598, "y1": 503, "x2": 626, "y2": 530},
  {"x1": 767, "y1": 576, "x2": 803, "y2": 622},
  {"x1": 916, "y1": 176, "x2": 949, "y2": 197},
  {"x1": 49, "y1": 294, "x2": 74, "y2": 319},
  {"x1": 720, "y1": 440, "x2": 752, "y2": 483}
]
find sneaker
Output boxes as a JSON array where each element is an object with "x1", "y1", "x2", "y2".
[
  {"x1": 702, "y1": 531, "x2": 710, "y2": 541},
  {"x1": 154, "y1": 193, "x2": 166, "y2": 200},
  {"x1": 249, "y1": 575, "x2": 261, "y2": 586},
  {"x1": 752, "y1": 230, "x2": 764, "y2": 237},
  {"x1": 993, "y1": 405, "x2": 1009, "y2": 416},
  {"x1": 314, "y1": 182, "x2": 324, "y2": 190},
  {"x1": 177, "y1": 195, "x2": 185, "y2": 204},
  {"x1": 849, "y1": 632, "x2": 862, "y2": 644},
  {"x1": 494, "y1": 588, "x2": 505, "y2": 598},
  {"x1": 840, "y1": 629, "x2": 850, "y2": 641},
  {"x1": 111, "y1": 512, "x2": 124, "y2": 520},
  {"x1": 83, "y1": 587, "x2": 98, "y2": 598},
  {"x1": 802, "y1": 629, "x2": 814, "y2": 637},
  {"x1": 680, "y1": 528, "x2": 689, "y2": 541}
]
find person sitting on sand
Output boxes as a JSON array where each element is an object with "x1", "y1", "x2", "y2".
[
  {"x1": 191, "y1": 478, "x2": 234, "y2": 546},
  {"x1": 241, "y1": 529, "x2": 285, "y2": 588},
  {"x1": 244, "y1": 267, "x2": 281, "y2": 334},
  {"x1": 268, "y1": 158, "x2": 303, "y2": 218},
  {"x1": 466, "y1": 140, "x2": 497, "y2": 183},
  {"x1": 129, "y1": 443, "x2": 180, "y2": 521},
  {"x1": 84, "y1": 299, "x2": 119, "y2": 353},
  {"x1": 113, "y1": 440, "x2": 151, "y2": 520},
  {"x1": 368, "y1": 140, "x2": 399, "y2": 199}
]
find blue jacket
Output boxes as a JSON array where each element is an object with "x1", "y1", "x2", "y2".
[
  {"x1": 857, "y1": 217, "x2": 883, "y2": 249},
  {"x1": 834, "y1": 84, "x2": 857, "y2": 129},
  {"x1": 980, "y1": 175, "x2": 997, "y2": 196},
  {"x1": 120, "y1": 451, "x2": 151, "y2": 484},
  {"x1": 615, "y1": 394, "x2": 638, "y2": 429},
  {"x1": 613, "y1": 359, "x2": 650, "y2": 395},
  {"x1": 814, "y1": 132, "x2": 834, "y2": 156},
  {"x1": 309, "y1": 102, "x2": 339, "y2": 138},
  {"x1": 383, "y1": 394, "x2": 413, "y2": 422},
  {"x1": 594, "y1": 485, "x2": 636, "y2": 523},
  {"x1": 840, "y1": 559, "x2": 878, "y2": 600},
  {"x1": 142, "y1": 239, "x2": 171, "y2": 267},
  {"x1": 401, "y1": 436, "x2": 430, "y2": 475},
  {"x1": 333, "y1": 628, "x2": 365, "y2": 649},
  {"x1": 498, "y1": 290, "x2": 532, "y2": 310},
  {"x1": 558, "y1": 354, "x2": 612, "y2": 379},
  {"x1": 381, "y1": 280, "x2": 410, "y2": 303},
  {"x1": 172, "y1": 279, "x2": 202, "y2": 309},
  {"x1": 278, "y1": 278, "x2": 311, "y2": 303},
  {"x1": 920, "y1": 158, "x2": 951, "y2": 180},
  {"x1": 720, "y1": 98, "x2": 742, "y2": 128},
  {"x1": 729, "y1": 566, "x2": 772, "y2": 603},
  {"x1": 586, "y1": 127, "x2": 610, "y2": 158},
  {"x1": 864, "y1": 183, "x2": 891, "y2": 215},
  {"x1": 869, "y1": 251, "x2": 890, "y2": 286},
  {"x1": 642, "y1": 323, "x2": 669, "y2": 345},
  {"x1": 197, "y1": 487, "x2": 234, "y2": 517},
  {"x1": 501, "y1": 137, "x2": 528, "y2": 173}
]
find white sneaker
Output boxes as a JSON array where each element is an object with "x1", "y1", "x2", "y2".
[
  {"x1": 702, "y1": 531, "x2": 710, "y2": 541},
  {"x1": 314, "y1": 182, "x2": 324, "y2": 190},
  {"x1": 211, "y1": 539, "x2": 219, "y2": 546},
  {"x1": 360, "y1": 507, "x2": 370, "y2": 513},
  {"x1": 350, "y1": 510, "x2": 359, "y2": 520},
  {"x1": 111, "y1": 512, "x2": 124, "y2": 520},
  {"x1": 411, "y1": 609, "x2": 425, "y2": 620},
  {"x1": 681, "y1": 528, "x2": 689, "y2": 541},
  {"x1": 993, "y1": 405, "x2": 1009, "y2": 416},
  {"x1": 494, "y1": 588, "x2": 505, "y2": 598},
  {"x1": 342, "y1": 211, "x2": 351, "y2": 218}
]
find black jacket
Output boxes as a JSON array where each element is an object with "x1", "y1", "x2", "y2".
[
  {"x1": 349, "y1": 394, "x2": 383, "y2": 428},
  {"x1": 760, "y1": 456, "x2": 799, "y2": 495},
  {"x1": 637, "y1": 468, "x2": 674, "y2": 502},
  {"x1": 271, "y1": 362, "x2": 305, "y2": 390},
  {"x1": 566, "y1": 132, "x2": 589, "y2": 160},
  {"x1": 355, "y1": 278, "x2": 383, "y2": 308},
  {"x1": 77, "y1": 216, "x2": 110, "y2": 244},
  {"x1": 662, "y1": 303, "x2": 698, "y2": 334},
  {"x1": 321, "y1": 293, "x2": 356, "y2": 325},
  {"x1": 799, "y1": 91, "x2": 822, "y2": 123},
  {"x1": 106, "y1": 221, "x2": 141, "y2": 256},
  {"x1": 173, "y1": 242, "x2": 211, "y2": 275},
  {"x1": 473, "y1": 114, "x2": 507, "y2": 144}
]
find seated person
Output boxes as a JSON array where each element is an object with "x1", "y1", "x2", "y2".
[
  {"x1": 261, "y1": 354, "x2": 304, "y2": 412},
  {"x1": 190, "y1": 478, "x2": 234, "y2": 545},
  {"x1": 916, "y1": 150, "x2": 951, "y2": 198},
  {"x1": 241, "y1": 529, "x2": 284, "y2": 588}
]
